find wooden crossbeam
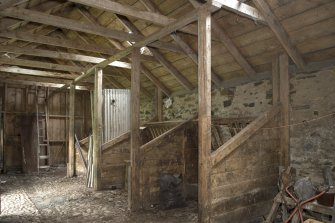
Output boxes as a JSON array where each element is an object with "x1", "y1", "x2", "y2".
[
  {"x1": 150, "y1": 48, "x2": 194, "y2": 90},
  {"x1": 212, "y1": 0, "x2": 265, "y2": 22},
  {"x1": 0, "y1": 66, "x2": 77, "y2": 79},
  {"x1": 0, "y1": 8, "x2": 182, "y2": 53},
  {"x1": 189, "y1": 0, "x2": 257, "y2": 77},
  {"x1": 0, "y1": 74, "x2": 90, "y2": 89},
  {"x1": 75, "y1": 8, "x2": 171, "y2": 96},
  {"x1": 71, "y1": 7, "x2": 199, "y2": 86},
  {"x1": 0, "y1": 32, "x2": 155, "y2": 62},
  {"x1": 138, "y1": 0, "x2": 223, "y2": 87},
  {"x1": 69, "y1": 0, "x2": 174, "y2": 26},
  {"x1": 0, "y1": 0, "x2": 28, "y2": 11},
  {"x1": 112, "y1": 15, "x2": 194, "y2": 91},
  {"x1": 253, "y1": 0, "x2": 306, "y2": 71},
  {"x1": 0, "y1": 57, "x2": 84, "y2": 73}
]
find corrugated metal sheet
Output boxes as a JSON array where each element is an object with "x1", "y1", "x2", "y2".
[{"x1": 103, "y1": 89, "x2": 130, "y2": 143}]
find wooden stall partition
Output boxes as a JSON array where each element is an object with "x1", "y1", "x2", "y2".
[
  {"x1": 139, "y1": 119, "x2": 194, "y2": 208},
  {"x1": 101, "y1": 133, "x2": 130, "y2": 189},
  {"x1": 210, "y1": 105, "x2": 281, "y2": 223},
  {"x1": 76, "y1": 133, "x2": 131, "y2": 189}
]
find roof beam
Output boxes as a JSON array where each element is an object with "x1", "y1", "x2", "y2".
[
  {"x1": 140, "y1": 0, "x2": 222, "y2": 87},
  {"x1": 253, "y1": 0, "x2": 306, "y2": 71},
  {"x1": 0, "y1": 45, "x2": 131, "y2": 69},
  {"x1": 0, "y1": 66, "x2": 78, "y2": 79},
  {"x1": 0, "y1": 57, "x2": 84, "y2": 73},
  {"x1": 0, "y1": 78, "x2": 89, "y2": 90},
  {"x1": 212, "y1": 0, "x2": 265, "y2": 22},
  {"x1": 69, "y1": 0, "x2": 174, "y2": 26},
  {"x1": 75, "y1": 8, "x2": 171, "y2": 96},
  {"x1": 0, "y1": 0, "x2": 28, "y2": 11},
  {"x1": 71, "y1": 7, "x2": 199, "y2": 86},
  {"x1": 0, "y1": 7, "x2": 183, "y2": 53},
  {"x1": 189, "y1": 0, "x2": 257, "y2": 77},
  {"x1": 117, "y1": 15, "x2": 194, "y2": 91},
  {"x1": 0, "y1": 31, "x2": 155, "y2": 62}
]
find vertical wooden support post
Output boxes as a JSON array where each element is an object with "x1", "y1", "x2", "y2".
[
  {"x1": 130, "y1": 47, "x2": 141, "y2": 211},
  {"x1": 272, "y1": 56, "x2": 280, "y2": 104},
  {"x1": 279, "y1": 53, "x2": 290, "y2": 168},
  {"x1": 67, "y1": 84, "x2": 75, "y2": 177},
  {"x1": 93, "y1": 68, "x2": 103, "y2": 191},
  {"x1": 198, "y1": 6, "x2": 211, "y2": 223},
  {"x1": 154, "y1": 88, "x2": 163, "y2": 121}
]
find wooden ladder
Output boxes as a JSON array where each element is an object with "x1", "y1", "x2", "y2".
[{"x1": 36, "y1": 87, "x2": 50, "y2": 172}]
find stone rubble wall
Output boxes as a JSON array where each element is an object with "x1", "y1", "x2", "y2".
[{"x1": 140, "y1": 68, "x2": 335, "y2": 184}]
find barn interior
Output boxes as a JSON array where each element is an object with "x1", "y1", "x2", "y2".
[{"x1": 0, "y1": 0, "x2": 334, "y2": 222}]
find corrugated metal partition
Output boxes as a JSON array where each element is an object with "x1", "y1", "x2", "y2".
[{"x1": 103, "y1": 89, "x2": 130, "y2": 143}]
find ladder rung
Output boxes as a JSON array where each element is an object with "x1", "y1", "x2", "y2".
[
  {"x1": 39, "y1": 155, "x2": 49, "y2": 159},
  {"x1": 39, "y1": 165, "x2": 50, "y2": 169},
  {"x1": 39, "y1": 144, "x2": 48, "y2": 146}
]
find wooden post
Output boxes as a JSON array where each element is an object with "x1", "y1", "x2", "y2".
[
  {"x1": 272, "y1": 56, "x2": 280, "y2": 104},
  {"x1": 154, "y1": 88, "x2": 163, "y2": 121},
  {"x1": 198, "y1": 6, "x2": 211, "y2": 223},
  {"x1": 279, "y1": 53, "x2": 290, "y2": 168},
  {"x1": 67, "y1": 84, "x2": 75, "y2": 177},
  {"x1": 130, "y1": 47, "x2": 141, "y2": 211},
  {"x1": 93, "y1": 68, "x2": 103, "y2": 191}
]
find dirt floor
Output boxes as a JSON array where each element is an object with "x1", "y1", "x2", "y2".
[{"x1": 0, "y1": 168, "x2": 198, "y2": 223}]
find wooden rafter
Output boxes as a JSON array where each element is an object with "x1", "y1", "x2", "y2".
[
  {"x1": 0, "y1": 31, "x2": 155, "y2": 62},
  {"x1": 253, "y1": 0, "x2": 306, "y2": 71},
  {"x1": 75, "y1": 8, "x2": 171, "y2": 96},
  {"x1": 0, "y1": 57, "x2": 84, "y2": 73},
  {"x1": 212, "y1": 0, "x2": 265, "y2": 22},
  {"x1": 0, "y1": 66, "x2": 77, "y2": 79},
  {"x1": 116, "y1": 15, "x2": 194, "y2": 91},
  {"x1": 0, "y1": 0, "x2": 29, "y2": 11},
  {"x1": 69, "y1": 0, "x2": 174, "y2": 26},
  {"x1": 70, "y1": 7, "x2": 199, "y2": 87},
  {"x1": 139, "y1": 0, "x2": 223, "y2": 87},
  {"x1": 0, "y1": 7, "x2": 183, "y2": 53},
  {"x1": 189, "y1": 0, "x2": 257, "y2": 77},
  {"x1": 0, "y1": 46, "x2": 131, "y2": 69}
]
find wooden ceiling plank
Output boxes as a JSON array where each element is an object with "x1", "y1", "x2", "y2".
[
  {"x1": 0, "y1": 7, "x2": 182, "y2": 53},
  {"x1": 0, "y1": 57, "x2": 84, "y2": 73},
  {"x1": 253, "y1": 0, "x2": 306, "y2": 71}
]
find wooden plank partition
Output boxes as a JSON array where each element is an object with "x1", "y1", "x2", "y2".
[{"x1": 209, "y1": 106, "x2": 281, "y2": 223}]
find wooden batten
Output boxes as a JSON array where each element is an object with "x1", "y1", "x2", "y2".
[
  {"x1": 93, "y1": 68, "x2": 103, "y2": 191},
  {"x1": 67, "y1": 84, "x2": 75, "y2": 177},
  {"x1": 198, "y1": 6, "x2": 212, "y2": 223}
]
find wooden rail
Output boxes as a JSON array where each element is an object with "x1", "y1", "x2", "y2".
[
  {"x1": 211, "y1": 104, "x2": 281, "y2": 167},
  {"x1": 102, "y1": 132, "x2": 130, "y2": 152},
  {"x1": 140, "y1": 117, "x2": 194, "y2": 153}
]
